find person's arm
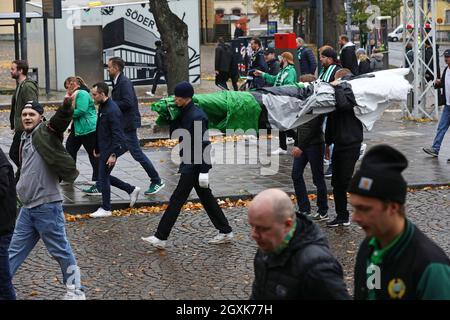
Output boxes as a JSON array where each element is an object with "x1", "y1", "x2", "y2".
[
  {"x1": 307, "y1": 49, "x2": 317, "y2": 74},
  {"x1": 109, "y1": 108, "x2": 126, "y2": 157},
  {"x1": 48, "y1": 96, "x2": 74, "y2": 134},
  {"x1": 200, "y1": 117, "x2": 212, "y2": 173},
  {"x1": 417, "y1": 263, "x2": 450, "y2": 299},
  {"x1": 215, "y1": 47, "x2": 221, "y2": 71},
  {"x1": 258, "y1": 54, "x2": 269, "y2": 73},
  {"x1": 333, "y1": 83, "x2": 357, "y2": 112},
  {"x1": 114, "y1": 80, "x2": 136, "y2": 113},
  {"x1": 0, "y1": 166, "x2": 11, "y2": 198},
  {"x1": 72, "y1": 91, "x2": 90, "y2": 119},
  {"x1": 262, "y1": 72, "x2": 277, "y2": 85},
  {"x1": 21, "y1": 82, "x2": 39, "y2": 105}
]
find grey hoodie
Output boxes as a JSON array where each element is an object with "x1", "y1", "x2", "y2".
[{"x1": 370, "y1": 53, "x2": 384, "y2": 71}]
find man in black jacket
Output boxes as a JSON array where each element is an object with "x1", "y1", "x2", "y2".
[
  {"x1": 214, "y1": 37, "x2": 232, "y2": 90},
  {"x1": 147, "y1": 40, "x2": 168, "y2": 97},
  {"x1": 338, "y1": 35, "x2": 358, "y2": 76},
  {"x1": 248, "y1": 38, "x2": 268, "y2": 89},
  {"x1": 291, "y1": 112, "x2": 328, "y2": 221},
  {"x1": 264, "y1": 48, "x2": 280, "y2": 78},
  {"x1": 141, "y1": 82, "x2": 233, "y2": 249},
  {"x1": 0, "y1": 148, "x2": 16, "y2": 300},
  {"x1": 107, "y1": 57, "x2": 164, "y2": 195},
  {"x1": 325, "y1": 69, "x2": 363, "y2": 227},
  {"x1": 248, "y1": 189, "x2": 350, "y2": 300},
  {"x1": 350, "y1": 145, "x2": 450, "y2": 299}
]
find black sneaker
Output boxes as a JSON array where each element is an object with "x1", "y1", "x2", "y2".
[
  {"x1": 422, "y1": 147, "x2": 438, "y2": 157},
  {"x1": 314, "y1": 212, "x2": 329, "y2": 221},
  {"x1": 327, "y1": 218, "x2": 350, "y2": 227}
]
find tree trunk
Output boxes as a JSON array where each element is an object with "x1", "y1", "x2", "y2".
[
  {"x1": 323, "y1": 0, "x2": 343, "y2": 49},
  {"x1": 149, "y1": 0, "x2": 189, "y2": 95},
  {"x1": 293, "y1": 9, "x2": 299, "y2": 37}
]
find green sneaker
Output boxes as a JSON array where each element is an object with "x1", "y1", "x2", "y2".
[
  {"x1": 82, "y1": 185, "x2": 102, "y2": 196},
  {"x1": 145, "y1": 181, "x2": 165, "y2": 195}
]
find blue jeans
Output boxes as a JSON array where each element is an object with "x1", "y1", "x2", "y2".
[
  {"x1": 124, "y1": 130, "x2": 161, "y2": 184},
  {"x1": 8, "y1": 202, "x2": 81, "y2": 289},
  {"x1": 96, "y1": 158, "x2": 135, "y2": 211},
  {"x1": 292, "y1": 144, "x2": 328, "y2": 214},
  {"x1": 432, "y1": 105, "x2": 450, "y2": 154},
  {"x1": 0, "y1": 233, "x2": 15, "y2": 300}
]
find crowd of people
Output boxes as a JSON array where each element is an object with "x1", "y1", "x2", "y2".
[{"x1": 1, "y1": 34, "x2": 449, "y2": 300}]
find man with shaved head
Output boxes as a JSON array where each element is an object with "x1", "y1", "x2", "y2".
[{"x1": 248, "y1": 189, "x2": 350, "y2": 300}]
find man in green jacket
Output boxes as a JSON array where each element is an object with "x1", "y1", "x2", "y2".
[
  {"x1": 350, "y1": 145, "x2": 450, "y2": 300},
  {"x1": 9, "y1": 60, "x2": 38, "y2": 169},
  {"x1": 255, "y1": 52, "x2": 298, "y2": 155}
]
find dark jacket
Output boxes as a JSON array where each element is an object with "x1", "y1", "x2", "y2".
[
  {"x1": 358, "y1": 57, "x2": 372, "y2": 75},
  {"x1": 10, "y1": 78, "x2": 39, "y2": 131},
  {"x1": 249, "y1": 49, "x2": 269, "y2": 89},
  {"x1": 354, "y1": 219, "x2": 450, "y2": 300},
  {"x1": 234, "y1": 27, "x2": 244, "y2": 39},
  {"x1": 250, "y1": 214, "x2": 351, "y2": 300},
  {"x1": 96, "y1": 98, "x2": 128, "y2": 160},
  {"x1": 155, "y1": 46, "x2": 167, "y2": 72},
  {"x1": 325, "y1": 82, "x2": 363, "y2": 149},
  {"x1": 215, "y1": 43, "x2": 232, "y2": 73},
  {"x1": 297, "y1": 46, "x2": 317, "y2": 75},
  {"x1": 111, "y1": 72, "x2": 141, "y2": 132},
  {"x1": 435, "y1": 66, "x2": 448, "y2": 106},
  {"x1": 294, "y1": 115, "x2": 325, "y2": 150},
  {"x1": 425, "y1": 45, "x2": 440, "y2": 82},
  {"x1": 340, "y1": 43, "x2": 359, "y2": 75},
  {"x1": 266, "y1": 58, "x2": 280, "y2": 76},
  {"x1": 0, "y1": 148, "x2": 16, "y2": 237},
  {"x1": 170, "y1": 101, "x2": 212, "y2": 174},
  {"x1": 26, "y1": 98, "x2": 79, "y2": 183}
]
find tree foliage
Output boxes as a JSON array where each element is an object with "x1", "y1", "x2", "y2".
[{"x1": 253, "y1": 0, "x2": 294, "y2": 23}]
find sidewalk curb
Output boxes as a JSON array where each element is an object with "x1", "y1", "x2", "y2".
[{"x1": 63, "y1": 182, "x2": 449, "y2": 214}]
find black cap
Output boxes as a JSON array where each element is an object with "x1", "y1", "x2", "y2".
[
  {"x1": 174, "y1": 81, "x2": 194, "y2": 98},
  {"x1": 23, "y1": 101, "x2": 44, "y2": 115},
  {"x1": 321, "y1": 48, "x2": 338, "y2": 61},
  {"x1": 444, "y1": 49, "x2": 450, "y2": 57},
  {"x1": 264, "y1": 47, "x2": 275, "y2": 55},
  {"x1": 349, "y1": 145, "x2": 408, "y2": 204}
]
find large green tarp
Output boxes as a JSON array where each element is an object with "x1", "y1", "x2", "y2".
[{"x1": 150, "y1": 91, "x2": 262, "y2": 132}]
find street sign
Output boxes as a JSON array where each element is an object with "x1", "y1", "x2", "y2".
[
  {"x1": 267, "y1": 21, "x2": 278, "y2": 35},
  {"x1": 42, "y1": 0, "x2": 62, "y2": 19}
]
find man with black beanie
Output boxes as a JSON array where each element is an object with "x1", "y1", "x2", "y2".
[
  {"x1": 350, "y1": 145, "x2": 450, "y2": 300},
  {"x1": 142, "y1": 81, "x2": 233, "y2": 249}
]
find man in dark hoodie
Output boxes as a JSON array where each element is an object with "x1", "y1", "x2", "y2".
[
  {"x1": 338, "y1": 35, "x2": 358, "y2": 76},
  {"x1": 0, "y1": 147, "x2": 17, "y2": 300},
  {"x1": 147, "y1": 40, "x2": 168, "y2": 97},
  {"x1": 325, "y1": 68, "x2": 363, "y2": 227},
  {"x1": 248, "y1": 189, "x2": 351, "y2": 300},
  {"x1": 9, "y1": 60, "x2": 38, "y2": 170},
  {"x1": 214, "y1": 37, "x2": 233, "y2": 90}
]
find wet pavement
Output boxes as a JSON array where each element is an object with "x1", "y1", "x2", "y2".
[{"x1": 11, "y1": 188, "x2": 450, "y2": 300}]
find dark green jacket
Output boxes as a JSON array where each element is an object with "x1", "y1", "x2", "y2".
[
  {"x1": 354, "y1": 219, "x2": 450, "y2": 300},
  {"x1": 10, "y1": 78, "x2": 39, "y2": 131},
  {"x1": 20, "y1": 98, "x2": 79, "y2": 183}
]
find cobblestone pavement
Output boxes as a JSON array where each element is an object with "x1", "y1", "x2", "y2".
[{"x1": 12, "y1": 188, "x2": 450, "y2": 300}]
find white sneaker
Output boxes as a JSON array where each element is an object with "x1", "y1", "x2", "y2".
[
  {"x1": 63, "y1": 285, "x2": 86, "y2": 300},
  {"x1": 208, "y1": 232, "x2": 234, "y2": 244},
  {"x1": 271, "y1": 148, "x2": 288, "y2": 155},
  {"x1": 359, "y1": 143, "x2": 367, "y2": 160},
  {"x1": 129, "y1": 186, "x2": 141, "y2": 207},
  {"x1": 60, "y1": 181, "x2": 71, "y2": 186},
  {"x1": 286, "y1": 137, "x2": 295, "y2": 145},
  {"x1": 90, "y1": 207, "x2": 112, "y2": 218},
  {"x1": 141, "y1": 235, "x2": 167, "y2": 249},
  {"x1": 146, "y1": 91, "x2": 155, "y2": 97}
]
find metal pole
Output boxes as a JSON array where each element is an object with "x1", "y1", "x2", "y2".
[
  {"x1": 345, "y1": 0, "x2": 352, "y2": 40},
  {"x1": 14, "y1": 20, "x2": 20, "y2": 60},
  {"x1": 316, "y1": 0, "x2": 323, "y2": 74},
  {"x1": 43, "y1": 18, "x2": 50, "y2": 95},
  {"x1": 19, "y1": 0, "x2": 27, "y2": 61}
]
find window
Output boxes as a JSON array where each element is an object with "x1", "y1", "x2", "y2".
[
  {"x1": 231, "y1": 8, "x2": 241, "y2": 16},
  {"x1": 215, "y1": 9, "x2": 224, "y2": 18},
  {"x1": 446, "y1": 10, "x2": 450, "y2": 25},
  {"x1": 260, "y1": 12, "x2": 269, "y2": 24}
]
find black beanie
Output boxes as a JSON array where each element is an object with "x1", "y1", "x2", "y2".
[
  {"x1": 321, "y1": 48, "x2": 338, "y2": 61},
  {"x1": 174, "y1": 81, "x2": 194, "y2": 98},
  {"x1": 23, "y1": 101, "x2": 44, "y2": 115},
  {"x1": 349, "y1": 145, "x2": 408, "y2": 204}
]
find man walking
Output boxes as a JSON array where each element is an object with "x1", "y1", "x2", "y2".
[
  {"x1": 248, "y1": 38, "x2": 268, "y2": 89},
  {"x1": 248, "y1": 189, "x2": 350, "y2": 300},
  {"x1": 423, "y1": 49, "x2": 450, "y2": 160},
  {"x1": 338, "y1": 35, "x2": 358, "y2": 76},
  {"x1": 147, "y1": 40, "x2": 168, "y2": 97},
  {"x1": 88, "y1": 82, "x2": 141, "y2": 218},
  {"x1": 106, "y1": 57, "x2": 164, "y2": 195},
  {"x1": 214, "y1": 37, "x2": 232, "y2": 90},
  {"x1": 296, "y1": 37, "x2": 317, "y2": 76},
  {"x1": 142, "y1": 82, "x2": 233, "y2": 249},
  {"x1": 350, "y1": 145, "x2": 450, "y2": 299},
  {"x1": 9, "y1": 60, "x2": 38, "y2": 169},
  {"x1": 0, "y1": 148, "x2": 17, "y2": 300},
  {"x1": 9, "y1": 100, "x2": 85, "y2": 300}
]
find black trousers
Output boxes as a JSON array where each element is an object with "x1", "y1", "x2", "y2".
[
  {"x1": 331, "y1": 145, "x2": 360, "y2": 220},
  {"x1": 215, "y1": 71, "x2": 229, "y2": 90},
  {"x1": 151, "y1": 70, "x2": 168, "y2": 94},
  {"x1": 155, "y1": 172, "x2": 232, "y2": 240},
  {"x1": 9, "y1": 130, "x2": 22, "y2": 168},
  {"x1": 66, "y1": 131, "x2": 99, "y2": 181}
]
